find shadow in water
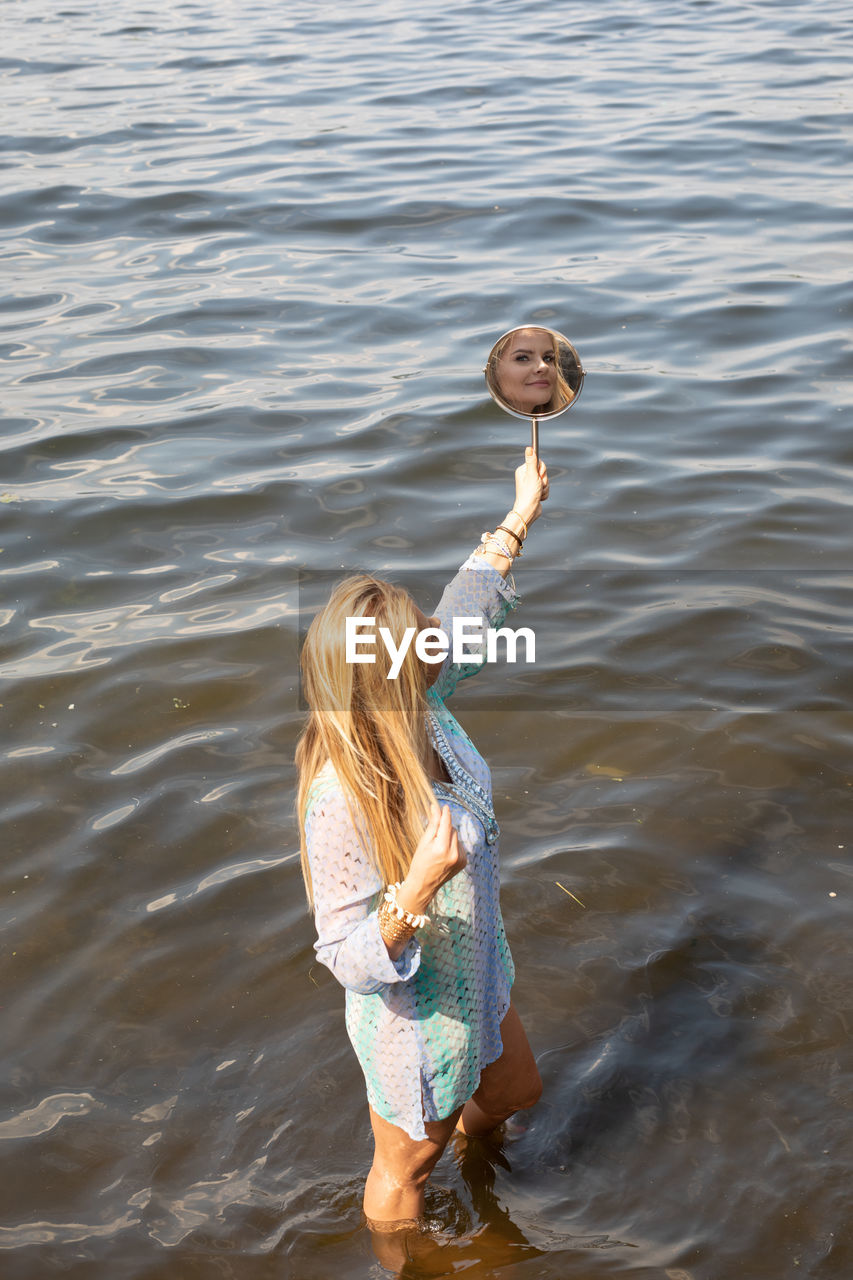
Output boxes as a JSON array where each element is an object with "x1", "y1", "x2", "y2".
[
  {"x1": 367, "y1": 1126, "x2": 638, "y2": 1276},
  {"x1": 362, "y1": 912, "x2": 779, "y2": 1275},
  {"x1": 534, "y1": 913, "x2": 760, "y2": 1167}
]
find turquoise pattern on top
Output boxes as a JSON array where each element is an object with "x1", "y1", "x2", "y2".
[{"x1": 303, "y1": 554, "x2": 520, "y2": 1140}]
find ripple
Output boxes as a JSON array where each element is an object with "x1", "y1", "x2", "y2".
[
  {"x1": 112, "y1": 728, "x2": 237, "y2": 777},
  {"x1": 3, "y1": 0, "x2": 852, "y2": 1274},
  {"x1": 145, "y1": 850, "x2": 296, "y2": 914},
  {"x1": 0, "y1": 1210, "x2": 140, "y2": 1249}
]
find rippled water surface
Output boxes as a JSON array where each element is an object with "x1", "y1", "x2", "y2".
[{"x1": 2, "y1": 0, "x2": 852, "y2": 1275}]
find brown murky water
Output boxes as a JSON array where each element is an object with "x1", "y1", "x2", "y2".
[{"x1": 2, "y1": 0, "x2": 852, "y2": 1275}]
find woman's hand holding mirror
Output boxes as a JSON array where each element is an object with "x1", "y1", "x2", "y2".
[{"x1": 514, "y1": 446, "x2": 549, "y2": 526}]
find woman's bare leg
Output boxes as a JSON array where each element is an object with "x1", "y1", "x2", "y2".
[
  {"x1": 364, "y1": 1012, "x2": 540, "y2": 1272},
  {"x1": 363, "y1": 1103, "x2": 462, "y2": 1226},
  {"x1": 456, "y1": 1004, "x2": 541, "y2": 1138}
]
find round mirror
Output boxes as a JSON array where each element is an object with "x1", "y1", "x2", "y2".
[{"x1": 485, "y1": 325, "x2": 584, "y2": 420}]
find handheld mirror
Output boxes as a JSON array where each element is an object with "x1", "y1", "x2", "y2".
[{"x1": 485, "y1": 325, "x2": 584, "y2": 457}]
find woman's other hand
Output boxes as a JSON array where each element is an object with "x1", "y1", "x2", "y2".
[
  {"x1": 398, "y1": 804, "x2": 465, "y2": 914},
  {"x1": 514, "y1": 447, "x2": 549, "y2": 526}
]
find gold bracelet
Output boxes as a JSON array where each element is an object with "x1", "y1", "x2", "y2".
[
  {"x1": 378, "y1": 898, "x2": 415, "y2": 945},
  {"x1": 509, "y1": 510, "x2": 529, "y2": 540},
  {"x1": 481, "y1": 532, "x2": 514, "y2": 560}
]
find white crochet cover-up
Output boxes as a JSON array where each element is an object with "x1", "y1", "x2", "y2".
[{"x1": 303, "y1": 555, "x2": 520, "y2": 1140}]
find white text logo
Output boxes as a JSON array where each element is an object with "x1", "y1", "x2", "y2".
[{"x1": 345, "y1": 617, "x2": 536, "y2": 679}]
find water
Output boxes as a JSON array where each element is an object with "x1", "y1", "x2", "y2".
[{"x1": 1, "y1": 0, "x2": 852, "y2": 1275}]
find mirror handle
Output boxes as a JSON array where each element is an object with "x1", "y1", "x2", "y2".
[{"x1": 531, "y1": 416, "x2": 539, "y2": 461}]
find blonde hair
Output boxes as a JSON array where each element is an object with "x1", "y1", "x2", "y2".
[
  {"x1": 489, "y1": 326, "x2": 575, "y2": 415},
  {"x1": 295, "y1": 574, "x2": 436, "y2": 908}
]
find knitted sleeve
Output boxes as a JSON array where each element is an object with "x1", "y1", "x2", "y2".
[
  {"x1": 429, "y1": 554, "x2": 521, "y2": 700},
  {"x1": 305, "y1": 781, "x2": 421, "y2": 995}
]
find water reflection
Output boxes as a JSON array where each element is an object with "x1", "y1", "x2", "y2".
[
  {"x1": 3, "y1": 0, "x2": 853, "y2": 1275},
  {"x1": 366, "y1": 1131, "x2": 544, "y2": 1276}
]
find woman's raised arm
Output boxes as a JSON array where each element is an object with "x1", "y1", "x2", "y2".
[
  {"x1": 426, "y1": 449, "x2": 549, "y2": 699},
  {"x1": 475, "y1": 447, "x2": 549, "y2": 576}
]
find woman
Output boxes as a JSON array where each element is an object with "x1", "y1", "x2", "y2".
[
  {"x1": 489, "y1": 326, "x2": 575, "y2": 416},
  {"x1": 296, "y1": 447, "x2": 549, "y2": 1235}
]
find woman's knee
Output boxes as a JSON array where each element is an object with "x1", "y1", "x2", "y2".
[
  {"x1": 404, "y1": 1138, "x2": 445, "y2": 1183},
  {"x1": 369, "y1": 1106, "x2": 458, "y2": 1191},
  {"x1": 518, "y1": 1063, "x2": 543, "y2": 1110},
  {"x1": 372, "y1": 1139, "x2": 442, "y2": 1193},
  {"x1": 502, "y1": 1070, "x2": 542, "y2": 1115},
  {"x1": 476, "y1": 1060, "x2": 542, "y2": 1118}
]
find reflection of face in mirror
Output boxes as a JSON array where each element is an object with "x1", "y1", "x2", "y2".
[
  {"x1": 486, "y1": 325, "x2": 584, "y2": 423},
  {"x1": 490, "y1": 327, "x2": 576, "y2": 416}
]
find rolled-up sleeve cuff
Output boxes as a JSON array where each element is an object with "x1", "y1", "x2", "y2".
[
  {"x1": 458, "y1": 553, "x2": 521, "y2": 611},
  {"x1": 366, "y1": 913, "x2": 422, "y2": 982},
  {"x1": 317, "y1": 912, "x2": 422, "y2": 994}
]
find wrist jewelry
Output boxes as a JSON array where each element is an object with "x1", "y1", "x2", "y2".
[
  {"x1": 510, "y1": 510, "x2": 529, "y2": 540},
  {"x1": 378, "y1": 898, "x2": 416, "y2": 944},
  {"x1": 495, "y1": 524, "x2": 523, "y2": 556},
  {"x1": 480, "y1": 531, "x2": 515, "y2": 561},
  {"x1": 484, "y1": 536, "x2": 514, "y2": 560},
  {"x1": 384, "y1": 882, "x2": 428, "y2": 930}
]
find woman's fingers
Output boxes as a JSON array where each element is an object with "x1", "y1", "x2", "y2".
[
  {"x1": 422, "y1": 803, "x2": 451, "y2": 841},
  {"x1": 436, "y1": 806, "x2": 461, "y2": 856},
  {"x1": 441, "y1": 807, "x2": 459, "y2": 854},
  {"x1": 522, "y1": 448, "x2": 548, "y2": 491},
  {"x1": 408, "y1": 804, "x2": 465, "y2": 897}
]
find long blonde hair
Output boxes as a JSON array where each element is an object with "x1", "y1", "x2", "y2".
[{"x1": 295, "y1": 574, "x2": 436, "y2": 908}]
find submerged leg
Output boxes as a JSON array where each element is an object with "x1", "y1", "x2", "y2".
[
  {"x1": 364, "y1": 1103, "x2": 461, "y2": 1226},
  {"x1": 364, "y1": 1104, "x2": 461, "y2": 1272}
]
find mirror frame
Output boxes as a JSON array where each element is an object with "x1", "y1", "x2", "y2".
[{"x1": 485, "y1": 325, "x2": 585, "y2": 421}]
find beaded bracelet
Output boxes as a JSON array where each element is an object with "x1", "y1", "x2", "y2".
[
  {"x1": 479, "y1": 531, "x2": 515, "y2": 560},
  {"x1": 485, "y1": 537, "x2": 515, "y2": 559},
  {"x1": 383, "y1": 882, "x2": 428, "y2": 930}
]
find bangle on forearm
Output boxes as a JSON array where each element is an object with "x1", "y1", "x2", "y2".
[
  {"x1": 495, "y1": 524, "x2": 523, "y2": 555},
  {"x1": 378, "y1": 898, "x2": 416, "y2": 945},
  {"x1": 509, "y1": 510, "x2": 529, "y2": 540}
]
